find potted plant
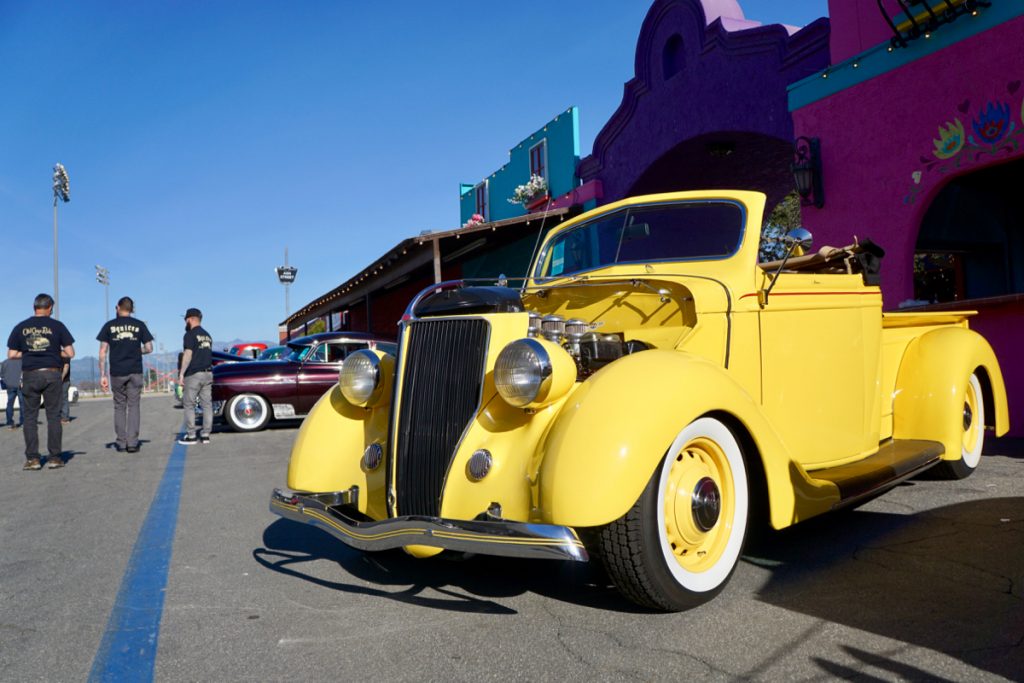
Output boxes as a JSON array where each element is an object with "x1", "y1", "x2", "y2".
[{"x1": 508, "y1": 174, "x2": 549, "y2": 210}]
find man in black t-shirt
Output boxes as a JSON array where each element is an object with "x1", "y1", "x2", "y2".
[
  {"x1": 177, "y1": 307, "x2": 213, "y2": 445},
  {"x1": 6, "y1": 293, "x2": 76, "y2": 470},
  {"x1": 97, "y1": 296, "x2": 154, "y2": 452}
]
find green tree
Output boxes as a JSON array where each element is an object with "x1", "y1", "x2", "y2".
[{"x1": 759, "y1": 191, "x2": 803, "y2": 262}]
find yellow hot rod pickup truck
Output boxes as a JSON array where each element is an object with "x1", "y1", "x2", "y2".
[{"x1": 270, "y1": 190, "x2": 1008, "y2": 611}]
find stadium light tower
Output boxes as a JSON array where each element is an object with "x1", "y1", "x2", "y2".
[
  {"x1": 275, "y1": 247, "x2": 298, "y2": 318},
  {"x1": 95, "y1": 265, "x2": 110, "y2": 320},
  {"x1": 52, "y1": 163, "x2": 71, "y2": 319}
]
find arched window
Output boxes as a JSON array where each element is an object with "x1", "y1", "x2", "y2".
[{"x1": 662, "y1": 34, "x2": 685, "y2": 80}]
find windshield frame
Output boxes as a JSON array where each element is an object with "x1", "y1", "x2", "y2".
[{"x1": 531, "y1": 198, "x2": 747, "y2": 281}]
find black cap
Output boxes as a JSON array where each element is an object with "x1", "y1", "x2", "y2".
[{"x1": 184, "y1": 307, "x2": 202, "y2": 319}]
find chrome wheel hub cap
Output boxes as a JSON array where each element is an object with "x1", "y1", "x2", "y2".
[{"x1": 691, "y1": 476, "x2": 721, "y2": 532}]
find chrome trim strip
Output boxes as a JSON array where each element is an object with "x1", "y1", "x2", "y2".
[{"x1": 270, "y1": 488, "x2": 589, "y2": 562}]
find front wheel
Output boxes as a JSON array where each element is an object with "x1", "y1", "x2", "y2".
[
  {"x1": 598, "y1": 417, "x2": 749, "y2": 611},
  {"x1": 224, "y1": 393, "x2": 271, "y2": 432},
  {"x1": 934, "y1": 373, "x2": 985, "y2": 480}
]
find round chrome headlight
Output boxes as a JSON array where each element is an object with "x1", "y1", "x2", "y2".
[
  {"x1": 495, "y1": 337, "x2": 575, "y2": 409},
  {"x1": 339, "y1": 350, "x2": 381, "y2": 405},
  {"x1": 495, "y1": 338, "x2": 551, "y2": 407}
]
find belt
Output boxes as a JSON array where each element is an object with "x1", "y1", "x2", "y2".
[{"x1": 24, "y1": 367, "x2": 61, "y2": 373}]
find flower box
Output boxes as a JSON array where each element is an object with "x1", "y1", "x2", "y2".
[{"x1": 526, "y1": 194, "x2": 551, "y2": 210}]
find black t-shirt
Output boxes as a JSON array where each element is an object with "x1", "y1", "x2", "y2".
[
  {"x1": 97, "y1": 316, "x2": 154, "y2": 377},
  {"x1": 7, "y1": 316, "x2": 75, "y2": 372},
  {"x1": 183, "y1": 325, "x2": 213, "y2": 376}
]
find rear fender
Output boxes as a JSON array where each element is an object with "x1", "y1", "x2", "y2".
[
  {"x1": 536, "y1": 350, "x2": 839, "y2": 530},
  {"x1": 287, "y1": 386, "x2": 390, "y2": 519},
  {"x1": 893, "y1": 327, "x2": 1009, "y2": 457}
]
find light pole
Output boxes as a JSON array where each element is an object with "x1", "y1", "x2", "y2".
[
  {"x1": 52, "y1": 163, "x2": 71, "y2": 319},
  {"x1": 95, "y1": 265, "x2": 109, "y2": 321},
  {"x1": 275, "y1": 247, "x2": 298, "y2": 319}
]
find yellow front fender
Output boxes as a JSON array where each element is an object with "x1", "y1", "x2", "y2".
[
  {"x1": 893, "y1": 327, "x2": 1009, "y2": 457},
  {"x1": 287, "y1": 386, "x2": 390, "y2": 520},
  {"x1": 536, "y1": 350, "x2": 839, "y2": 530}
]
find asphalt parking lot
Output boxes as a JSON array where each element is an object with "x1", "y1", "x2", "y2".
[{"x1": 0, "y1": 396, "x2": 1021, "y2": 681}]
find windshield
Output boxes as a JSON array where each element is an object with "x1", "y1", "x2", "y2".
[
  {"x1": 534, "y1": 200, "x2": 744, "y2": 278},
  {"x1": 286, "y1": 345, "x2": 314, "y2": 362}
]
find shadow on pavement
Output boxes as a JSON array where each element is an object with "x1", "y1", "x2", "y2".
[
  {"x1": 745, "y1": 496, "x2": 1024, "y2": 680},
  {"x1": 254, "y1": 518, "x2": 641, "y2": 614}
]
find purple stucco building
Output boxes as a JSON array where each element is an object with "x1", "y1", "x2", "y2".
[{"x1": 578, "y1": 0, "x2": 829, "y2": 210}]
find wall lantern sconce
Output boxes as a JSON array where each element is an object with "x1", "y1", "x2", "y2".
[{"x1": 791, "y1": 136, "x2": 824, "y2": 208}]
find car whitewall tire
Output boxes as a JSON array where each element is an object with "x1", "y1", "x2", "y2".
[
  {"x1": 656, "y1": 417, "x2": 748, "y2": 594},
  {"x1": 935, "y1": 372, "x2": 984, "y2": 480},
  {"x1": 598, "y1": 416, "x2": 750, "y2": 611},
  {"x1": 225, "y1": 393, "x2": 271, "y2": 432}
]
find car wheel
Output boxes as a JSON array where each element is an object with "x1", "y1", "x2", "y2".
[
  {"x1": 224, "y1": 393, "x2": 271, "y2": 432},
  {"x1": 598, "y1": 416, "x2": 749, "y2": 611},
  {"x1": 934, "y1": 373, "x2": 985, "y2": 480}
]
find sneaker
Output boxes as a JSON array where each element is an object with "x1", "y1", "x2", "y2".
[
  {"x1": 199, "y1": 434, "x2": 210, "y2": 444},
  {"x1": 46, "y1": 456, "x2": 65, "y2": 469},
  {"x1": 177, "y1": 434, "x2": 198, "y2": 445},
  {"x1": 23, "y1": 458, "x2": 42, "y2": 471},
  {"x1": 126, "y1": 444, "x2": 140, "y2": 453}
]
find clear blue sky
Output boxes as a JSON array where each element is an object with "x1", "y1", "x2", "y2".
[{"x1": 1, "y1": 0, "x2": 827, "y2": 351}]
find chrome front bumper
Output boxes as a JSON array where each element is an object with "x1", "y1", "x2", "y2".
[{"x1": 269, "y1": 488, "x2": 589, "y2": 562}]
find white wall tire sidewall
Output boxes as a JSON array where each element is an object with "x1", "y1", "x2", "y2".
[
  {"x1": 656, "y1": 417, "x2": 748, "y2": 594},
  {"x1": 961, "y1": 374, "x2": 984, "y2": 470},
  {"x1": 228, "y1": 393, "x2": 269, "y2": 431}
]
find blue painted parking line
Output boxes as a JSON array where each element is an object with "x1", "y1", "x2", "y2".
[{"x1": 88, "y1": 441, "x2": 189, "y2": 683}]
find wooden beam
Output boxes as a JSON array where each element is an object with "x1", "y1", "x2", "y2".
[{"x1": 432, "y1": 238, "x2": 442, "y2": 284}]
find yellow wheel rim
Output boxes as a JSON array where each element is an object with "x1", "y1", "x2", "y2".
[
  {"x1": 662, "y1": 436, "x2": 735, "y2": 573},
  {"x1": 962, "y1": 379, "x2": 980, "y2": 454}
]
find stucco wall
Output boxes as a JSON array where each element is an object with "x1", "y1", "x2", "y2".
[
  {"x1": 459, "y1": 108, "x2": 580, "y2": 224},
  {"x1": 792, "y1": 16, "x2": 1024, "y2": 305},
  {"x1": 578, "y1": 0, "x2": 829, "y2": 206}
]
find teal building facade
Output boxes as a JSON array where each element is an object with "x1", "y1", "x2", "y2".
[{"x1": 460, "y1": 107, "x2": 581, "y2": 225}]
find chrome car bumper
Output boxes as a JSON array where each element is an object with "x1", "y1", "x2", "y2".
[{"x1": 269, "y1": 488, "x2": 589, "y2": 562}]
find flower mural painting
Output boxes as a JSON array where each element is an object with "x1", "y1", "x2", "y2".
[
  {"x1": 970, "y1": 101, "x2": 1013, "y2": 146},
  {"x1": 932, "y1": 118, "x2": 965, "y2": 159},
  {"x1": 908, "y1": 84, "x2": 1024, "y2": 204}
]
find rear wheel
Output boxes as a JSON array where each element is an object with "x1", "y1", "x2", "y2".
[
  {"x1": 224, "y1": 393, "x2": 271, "y2": 432},
  {"x1": 598, "y1": 417, "x2": 749, "y2": 611},
  {"x1": 934, "y1": 373, "x2": 985, "y2": 480}
]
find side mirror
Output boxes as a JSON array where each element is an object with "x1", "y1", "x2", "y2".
[{"x1": 783, "y1": 228, "x2": 813, "y2": 256}]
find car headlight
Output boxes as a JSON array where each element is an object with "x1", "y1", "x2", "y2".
[
  {"x1": 339, "y1": 350, "x2": 394, "y2": 407},
  {"x1": 494, "y1": 337, "x2": 575, "y2": 408}
]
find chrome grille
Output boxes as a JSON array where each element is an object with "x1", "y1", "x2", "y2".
[{"x1": 393, "y1": 319, "x2": 489, "y2": 517}]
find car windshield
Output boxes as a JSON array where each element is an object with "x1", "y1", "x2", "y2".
[
  {"x1": 258, "y1": 346, "x2": 287, "y2": 360},
  {"x1": 534, "y1": 200, "x2": 745, "y2": 278},
  {"x1": 286, "y1": 345, "x2": 314, "y2": 362}
]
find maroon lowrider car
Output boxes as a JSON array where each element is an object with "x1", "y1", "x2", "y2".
[{"x1": 212, "y1": 331, "x2": 396, "y2": 432}]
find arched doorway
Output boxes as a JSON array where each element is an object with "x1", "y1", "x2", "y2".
[
  {"x1": 914, "y1": 158, "x2": 1024, "y2": 304},
  {"x1": 627, "y1": 131, "x2": 796, "y2": 210}
]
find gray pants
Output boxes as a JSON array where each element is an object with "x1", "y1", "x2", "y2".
[
  {"x1": 111, "y1": 373, "x2": 144, "y2": 448},
  {"x1": 183, "y1": 371, "x2": 213, "y2": 438}
]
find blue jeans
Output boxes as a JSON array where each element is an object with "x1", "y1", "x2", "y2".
[
  {"x1": 61, "y1": 379, "x2": 71, "y2": 420},
  {"x1": 5, "y1": 388, "x2": 22, "y2": 426}
]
